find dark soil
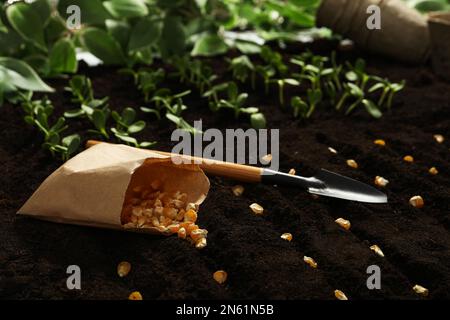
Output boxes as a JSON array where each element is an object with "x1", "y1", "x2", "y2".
[{"x1": 0, "y1": 44, "x2": 449, "y2": 300}]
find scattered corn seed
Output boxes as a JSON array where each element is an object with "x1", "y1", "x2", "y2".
[
  {"x1": 117, "y1": 261, "x2": 131, "y2": 277},
  {"x1": 403, "y1": 155, "x2": 414, "y2": 163},
  {"x1": 288, "y1": 168, "x2": 296, "y2": 175},
  {"x1": 281, "y1": 233, "x2": 293, "y2": 242},
  {"x1": 409, "y1": 195, "x2": 424, "y2": 208},
  {"x1": 413, "y1": 284, "x2": 429, "y2": 296},
  {"x1": 433, "y1": 134, "x2": 444, "y2": 144},
  {"x1": 370, "y1": 245, "x2": 385, "y2": 257},
  {"x1": 184, "y1": 209, "x2": 198, "y2": 223},
  {"x1": 128, "y1": 291, "x2": 143, "y2": 300},
  {"x1": 196, "y1": 237, "x2": 207, "y2": 249},
  {"x1": 261, "y1": 154, "x2": 272, "y2": 164},
  {"x1": 374, "y1": 176, "x2": 389, "y2": 187},
  {"x1": 249, "y1": 203, "x2": 264, "y2": 215},
  {"x1": 328, "y1": 147, "x2": 338, "y2": 154},
  {"x1": 334, "y1": 289, "x2": 348, "y2": 300},
  {"x1": 178, "y1": 227, "x2": 187, "y2": 239},
  {"x1": 374, "y1": 139, "x2": 386, "y2": 146},
  {"x1": 346, "y1": 159, "x2": 358, "y2": 169},
  {"x1": 213, "y1": 270, "x2": 228, "y2": 284},
  {"x1": 303, "y1": 256, "x2": 318, "y2": 269},
  {"x1": 232, "y1": 185, "x2": 244, "y2": 196},
  {"x1": 335, "y1": 218, "x2": 351, "y2": 230},
  {"x1": 429, "y1": 167, "x2": 438, "y2": 175},
  {"x1": 190, "y1": 228, "x2": 208, "y2": 241}
]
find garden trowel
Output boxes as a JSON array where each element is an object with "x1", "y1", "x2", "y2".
[{"x1": 86, "y1": 140, "x2": 388, "y2": 204}]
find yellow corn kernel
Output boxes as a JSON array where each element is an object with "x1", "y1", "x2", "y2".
[
  {"x1": 128, "y1": 291, "x2": 143, "y2": 300},
  {"x1": 281, "y1": 233, "x2": 293, "y2": 242},
  {"x1": 429, "y1": 167, "x2": 438, "y2": 175},
  {"x1": 167, "y1": 224, "x2": 180, "y2": 234},
  {"x1": 195, "y1": 237, "x2": 207, "y2": 249},
  {"x1": 184, "y1": 209, "x2": 198, "y2": 223},
  {"x1": 409, "y1": 195, "x2": 424, "y2": 208},
  {"x1": 374, "y1": 139, "x2": 386, "y2": 146},
  {"x1": 213, "y1": 270, "x2": 228, "y2": 284},
  {"x1": 186, "y1": 223, "x2": 199, "y2": 235},
  {"x1": 335, "y1": 218, "x2": 351, "y2": 230},
  {"x1": 328, "y1": 147, "x2": 338, "y2": 154},
  {"x1": 232, "y1": 185, "x2": 244, "y2": 196},
  {"x1": 190, "y1": 229, "x2": 208, "y2": 241},
  {"x1": 163, "y1": 207, "x2": 177, "y2": 219},
  {"x1": 261, "y1": 154, "x2": 272, "y2": 164},
  {"x1": 117, "y1": 261, "x2": 131, "y2": 278},
  {"x1": 374, "y1": 176, "x2": 389, "y2": 187},
  {"x1": 403, "y1": 155, "x2": 414, "y2": 163},
  {"x1": 370, "y1": 244, "x2": 385, "y2": 257},
  {"x1": 346, "y1": 159, "x2": 358, "y2": 169},
  {"x1": 433, "y1": 134, "x2": 444, "y2": 144},
  {"x1": 334, "y1": 289, "x2": 348, "y2": 300},
  {"x1": 303, "y1": 256, "x2": 318, "y2": 269},
  {"x1": 413, "y1": 284, "x2": 429, "y2": 296},
  {"x1": 178, "y1": 227, "x2": 187, "y2": 239},
  {"x1": 288, "y1": 168, "x2": 296, "y2": 175},
  {"x1": 249, "y1": 203, "x2": 264, "y2": 215}
]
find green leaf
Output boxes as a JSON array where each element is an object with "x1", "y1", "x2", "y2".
[
  {"x1": 140, "y1": 107, "x2": 161, "y2": 119},
  {"x1": 128, "y1": 18, "x2": 160, "y2": 52},
  {"x1": 0, "y1": 57, "x2": 54, "y2": 92},
  {"x1": 91, "y1": 109, "x2": 109, "y2": 137},
  {"x1": 362, "y1": 99, "x2": 382, "y2": 118},
  {"x1": 49, "y1": 38, "x2": 78, "y2": 74},
  {"x1": 250, "y1": 113, "x2": 266, "y2": 129},
  {"x1": 62, "y1": 134, "x2": 81, "y2": 158},
  {"x1": 368, "y1": 82, "x2": 385, "y2": 93},
  {"x1": 57, "y1": 0, "x2": 112, "y2": 25},
  {"x1": 128, "y1": 120, "x2": 146, "y2": 133},
  {"x1": 139, "y1": 141, "x2": 156, "y2": 148},
  {"x1": 192, "y1": 33, "x2": 228, "y2": 57},
  {"x1": 103, "y1": 0, "x2": 149, "y2": 19},
  {"x1": 31, "y1": 0, "x2": 52, "y2": 26},
  {"x1": 106, "y1": 20, "x2": 131, "y2": 51},
  {"x1": 235, "y1": 41, "x2": 261, "y2": 54},
  {"x1": 159, "y1": 15, "x2": 186, "y2": 58},
  {"x1": 121, "y1": 107, "x2": 136, "y2": 125},
  {"x1": 6, "y1": 2, "x2": 47, "y2": 51},
  {"x1": 80, "y1": 27, "x2": 126, "y2": 65}
]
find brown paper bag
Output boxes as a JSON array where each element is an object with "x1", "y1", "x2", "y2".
[{"x1": 17, "y1": 143, "x2": 210, "y2": 235}]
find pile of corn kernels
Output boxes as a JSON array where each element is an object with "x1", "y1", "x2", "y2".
[{"x1": 121, "y1": 180, "x2": 208, "y2": 249}]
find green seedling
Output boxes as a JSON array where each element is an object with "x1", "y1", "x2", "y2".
[
  {"x1": 260, "y1": 46, "x2": 288, "y2": 76},
  {"x1": 306, "y1": 88, "x2": 322, "y2": 118},
  {"x1": 255, "y1": 65, "x2": 276, "y2": 95},
  {"x1": 111, "y1": 107, "x2": 155, "y2": 148},
  {"x1": 369, "y1": 78, "x2": 405, "y2": 110},
  {"x1": 269, "y1": 78, "x2": 300, "y2": 106},
  {"x1": 291, "y1": 96, "x2": 309, "y2": 119},
  {"x1": 228, "y1": 55, "x2": 255, "y2": 87},
  {"x1": 338, "y1": 83, "x2": 381, "y2": 118},
  {"x1": 203, "y1": 82, "x2": 230, "y2": 104}
]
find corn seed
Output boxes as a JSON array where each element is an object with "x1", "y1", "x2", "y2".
[
  {"x1": 213, "y1": 270, "x2": 228, "y2": 284},
  {"x1": 370, "y1": 244, "x2": 385, "y2": 257},
  {"x1": 117, "y1": 261, "x2": 131, "y2": 277},
  {"x1": 232, "y1": 185, "x2": 244, "y2": 196},
  {"x1": 413, "y1": 284, "x2": 429, "y2": 296},
  {"x1": 403, "y1": 155, "x2": 414, "y2": 163},
  {"x1": 374, "y1": 176, "x2": 389, "y2": 187},
  {"x1": 261, "y1": 154, "x2": 272, "y2": 164},
  {"x1": 346, "y1": 159, "x2": 358, "y2": 169},
  {"x1": 178, "y1": 227, "x2": 187, "y2": 239},
  {"x1": 304, "y1": 256, "x2": 318, "y2": 268},
  {"x1": 374, "y1": 139, "x2": 386, "y2": 146},
  {"x1": 409, "y1": 195, "x2": 424, "y2": 208},
  {"x1": 195, "y1": 237, "x2": 207, "y2": 249},
  {"x1": 335, "y1": 218, "x2": 351, "y2": 230},
  {"x1": 185, "y1": 209, "x2": 198, "y2": 223},
  {"x1": 281, "y1": 233, "x2": 293, "y2": 242},
  {"x1": 334, "y1": 290, "x2": 348, "y2": 300},
  {"x1": 429, "y1": 167, "x2": 438, "y2": 175},
  {"x1": 328, "y1": 147, "x2": 338, "y2": 154},
  {"x1": 433, "y1": 134, "x2": 444, "y2": 144},
  {"x1": 249, "y1": 203, "x2": 264, "y2": 215},
  {"x1": 288, "y1": 168, "x2": 296, "y2": 175},
  {"x1": 128, "y1": 291, "x2": 143, "y2": 300}
]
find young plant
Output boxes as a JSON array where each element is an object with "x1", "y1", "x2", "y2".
[
  {"x1": 369, "y1": 78, "x2": 406, "y2": 110},
  {"x1": 338, "y1": 83, "x2": 382, "y2": 118},
  {"x1": 306, "y1": 88, "x2": 322, "y2": 118},
  {"x1": 228, "y1": 55, "x2": 255, "y2": 87},
  {"x1": 269, "y1": 78, "x2": 300, "y2": 106},
  {"x1": 111, "y1": 107, "x2": 155, "y2": 148},
  {"x1": 255, "y1": 65, "x2": 276, "y2": 95},
  {"x1": 291, "y1": 96, "x2": 309, "y2": 119}
]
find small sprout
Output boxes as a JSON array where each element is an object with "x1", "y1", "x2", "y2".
[
  {"x1": 232, "y1": 185, "x2": 244, "y2": 196},
  {"x1": 213, "y1": 270, "x2": 228, "y2": 284},
  {"x1": 429, "y1": 167, "x2": 438, "y2": 175},
  {"x1": 117, "y1": 261, "x2": 131, "y2": 277},
  {"x1": 374, "y1": 176, "x2": 389, "y2": 187},
  {"x1": 433, "y1": 134, "x2": 444, "y2": 144},
  {"x1": 303, "y1": 256, "x2": 318, "y2": 269},
  {"x1": 128, "y1": 291, "x2": 143, "y2": 300},
  {"x1": 346, "y1": 159, "x2": 358, "y2": 169},
  {"x1": 374, "y1": 139, "x2": 386, "y2": 146},
  {"x1": 249, "y1": 203, "x2": 264, "y2": 215},
  {"x1": 413, "y1": 284, "x2": 429, "y2": 297},
  {"x1": 409, "y1": 196, "x2": 424, "y2": 208},
  {"x1": 261, "y1": 154, "x2": 272, "y2": 164},
  {"x1": 335, "y1": 218, "x2": 351, "y2": 230},
  {"x1": 403, "y1": 155, "x2": 414, "y2": 163},
  {"x1": 334, "y1": 289, "x2": 348, "y2": 300},
  {"x1": 281, "y1": 233, "x2": 293, "y2": 242},
  {"x1": 288, "y1": 168, "x2": 296, "y2": 175},
  {"x1": 328, "y1": 147, "x2": 338, "y2": 154},
  {"x1": 370, "y1": 245, "x2": 385, "y2": 257}
]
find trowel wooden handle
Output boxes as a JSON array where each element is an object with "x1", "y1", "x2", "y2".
[{"x1": 85, "y1": 140, "x2": 263, "y2": 183}]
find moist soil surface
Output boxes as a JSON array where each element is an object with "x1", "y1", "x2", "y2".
[{"x1": 0, "y1": 44, "x2": 449, "y2": 300}]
